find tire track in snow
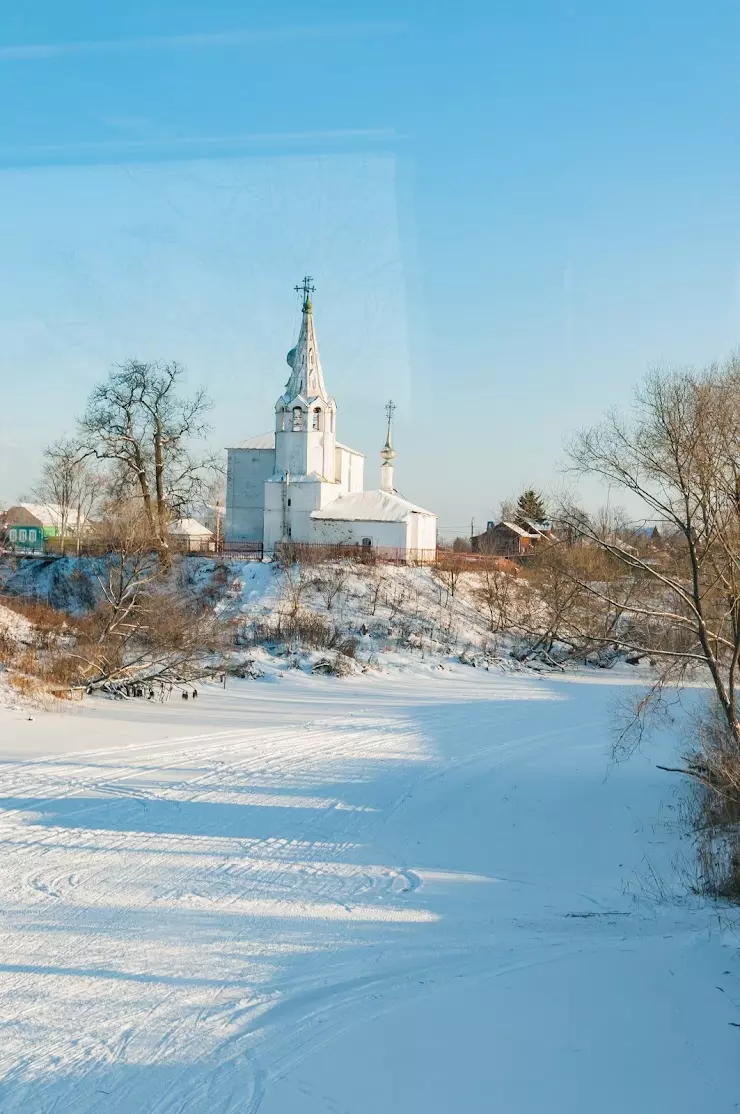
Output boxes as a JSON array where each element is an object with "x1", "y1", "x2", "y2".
[{"x1": 0, "y1": 707, "x2": 433, "y2": 1110}]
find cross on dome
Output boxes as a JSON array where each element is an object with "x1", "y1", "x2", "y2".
[{"x1": 294, "y1": 275, "x2": 315, "y2": 313}]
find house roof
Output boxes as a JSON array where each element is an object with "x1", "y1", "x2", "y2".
[
  {"x1": 518, "y1": 518, "x2": 554, "y2": 536},
  {"x1": 169, "y1": 518, "x2": 213, "y2": 537},
  {"x1": 500, "y1": 521, "x2": 541, "y2": 538},
  {"x1": 2, "y1": 505, "x2": 44, "y2": 528},
  {"x1": 18, "y1": 502, "x2": 86, "y2": 529},
  {"x1": 311, "y1": 489, "x2": 436, "y2": 523}
]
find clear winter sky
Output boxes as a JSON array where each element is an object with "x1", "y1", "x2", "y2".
[{"x1": 1, "y1": 1, "x2": 739, "y2": 536}]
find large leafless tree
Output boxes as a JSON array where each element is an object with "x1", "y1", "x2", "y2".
[
  {"x1": 33, "y1": 438, "x2": 100, "y2": 556},
  {"x1": 564, "y1": 358, "x2": 740, "y2": 754},
  {"x1": 78, "y1": 360, "x2": 213, "y2": 556}
]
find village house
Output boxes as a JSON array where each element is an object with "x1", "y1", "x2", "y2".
[
  {"x1": 17, "y1": 502, "x2": 86, "y2": 539},
  {"x1": 169, "y1": 518, "x2": 214, "y2": 553},
  {"x1": 471, "y1": 519, "x2": 554, "y2": 557},
  {"x1": 0, "y1": 506, "x2": 46, "y2": 552}
]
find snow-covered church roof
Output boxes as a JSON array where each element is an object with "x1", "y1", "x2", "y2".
[
  {"x1": 229, "y1": 431, "x2": 364, "y2": 457},
  {"x1": 229, "y1": 432, "x2": 276, "y2": 451},
  {"x1": 312, "y1": 489, "x2": 435, "y2": 523}
]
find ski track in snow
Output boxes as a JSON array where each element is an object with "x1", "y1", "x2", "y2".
[{"x1": 0, "y1": 668, "x2": 736, "y2": 1112}]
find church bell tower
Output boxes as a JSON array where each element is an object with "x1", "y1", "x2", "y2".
[{"x1": 274, "y1": 277, "x2": 337, "y2": 482}]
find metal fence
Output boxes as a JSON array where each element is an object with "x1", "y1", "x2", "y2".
[
  {"x1": 2, "y1": 537, "x2": 519, "y2": 570},
  {"x1": 216, "y1": 540, "x2": 264, "y2": 562},
  {"x1": 272, "y1": 541, "x2": 438, "y2": 566}
]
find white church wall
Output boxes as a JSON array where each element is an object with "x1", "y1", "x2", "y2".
[
  {"x1": 349, "y1": 451, "x2": 364, "y2": 493},
  {"x1": 306, "y1": 414, "x2": 337, "y2": 480},
  {"x1": 275, "y1": 429, "x2": 307, "y2": 477},
  {"x1": 335, "y1": 447, "x2": 365, "y2": 493},
  {"x1": 310, "y1": 517, "x2": 409, "y2": 550},
  {"x1": 264, "y1": 478, "x2": 343, "y2": 551},
  {"x1": 410, "y1": 512, "x2": 437, "y2": 554},
  {"x1": 226, "y1": 448, "x2": 275, "y2": 542},
  {"x1": 276, "y1": 417, "x2": 337, "y2": 480}
]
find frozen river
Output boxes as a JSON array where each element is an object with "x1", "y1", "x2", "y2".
[{"x1": 0, "y1": 666, "x2": 736, "y2": 1111}]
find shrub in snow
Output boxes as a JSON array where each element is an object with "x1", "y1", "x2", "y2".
[{"x1": 312, "y1": 653, "x2": 358, "y2": 678}]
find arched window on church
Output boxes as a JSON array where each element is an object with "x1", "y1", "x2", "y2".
[
  {"x1": 312, "y1": 408, "x2": 321, "y2": 431},
  {"x1": 292, "y1": 407, "x2": 303, "y2": 432}
]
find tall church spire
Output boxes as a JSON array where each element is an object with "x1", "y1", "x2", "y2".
[
  {"x1": 282, "y1": 276, "x2": 329, "y2": 403},
  {"x1": 380, "y1": 400, "x2": 396, "y2": 493}
]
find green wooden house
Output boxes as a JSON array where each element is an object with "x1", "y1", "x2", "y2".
[{"x1": 1, "y1": 506, "x2": 46, "y2": 552}]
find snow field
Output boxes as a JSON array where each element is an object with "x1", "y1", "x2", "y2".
[{"x1": 0, "y1": 666, "x2": 736, "y2": 1111}]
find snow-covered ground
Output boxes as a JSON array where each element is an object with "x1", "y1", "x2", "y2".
[{"x1": 0, "y1": 666, "x2": 736, "y2": 1112}]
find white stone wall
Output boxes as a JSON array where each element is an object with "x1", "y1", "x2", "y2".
[
  {"x1": 225, "y1": 448, "x2": 275, "y2": 542},
  {"x1": 264, "y1": 477, "x2": 344, "y2": 551},
  {"x1": 275, "y1": 407, "x2": 337, "y2": 482},
  {"x1": 310, "y1": 512, "x2": 436, "y2": 556},
  {"x1": 309, "y1": 517, "x2": 409, "y2": 550},
  {"x1": 335, "y1": 447, "x2": 364, "y2": 493},
  {"x1": 409, "y1": 512, "x2": 437, "y2": 554}
]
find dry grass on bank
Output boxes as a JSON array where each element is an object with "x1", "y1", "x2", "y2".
[{"x1": 687, "y1": 708, "x2": 740, "y2": 902}]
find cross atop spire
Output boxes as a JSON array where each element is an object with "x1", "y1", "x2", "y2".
[
  {"x1": 385, "y1": 400, "x2": 396, "y2": 441},
  {"x1": 294, "y1": 275, "x2": 316, "y2": 313}
]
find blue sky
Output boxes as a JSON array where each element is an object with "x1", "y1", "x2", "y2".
[{"x1": 1, "y1": 1, "x2": 740, "y2": 534}]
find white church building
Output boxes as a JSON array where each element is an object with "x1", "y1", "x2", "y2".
[{"x1": 225, "y1": 280, "x2": 437, "y2": 558}]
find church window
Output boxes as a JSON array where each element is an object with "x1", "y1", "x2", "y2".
[
  {"x1": 292, "y1": 407, "x2": 303, "y2": 431},
  {"x1": 287, "y1": 498, "x2": 291, "y2": 506},
  {"x1": 312, "y1": 408, "x2": 321, "y2": 431}
]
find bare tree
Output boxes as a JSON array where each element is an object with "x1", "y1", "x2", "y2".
[
  {"x1": 71, "y1": 502, "x2": 227, "y2": 691},
  {"x1": 88, "y1": 503, "x2": 163, "y2": 649},
  {"x1": 72, "y1": 465, "x2": 101, "y2": 557},
  {"x1": 313, "y1": 562, "x2": 351, "y2": 611},
  {"x1": 432, "y1": 554, "x2": 466, "y2": 602},
  {"x1": 33, "y1": 439, "x2": 100, "y2": 556},
  {"x1": 475, "y1": 564, "x2": 515, "y2": 633},
  {"x1": 363, "y1": 568, "x2": 385, "y2": 617},
  {"x1": 565, "y1": 359, "x2": 740, "y2": 747},
  {"x1": 79, "y1": 360, "x2": 213, "y2": 558},
  {"x1": 498, "y1": 497, "x2": 517, "y2": 523},
  {"x1": 277, "y1": 562, "x2": 312, "y2": 621}
]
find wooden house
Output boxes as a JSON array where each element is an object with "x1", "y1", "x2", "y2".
[
  {"x1": 471, "y1": 520, "x2": 553, "y2": 558},
  {"x1": 1, "y1": 506, "x2": 46, "y2": 552}
]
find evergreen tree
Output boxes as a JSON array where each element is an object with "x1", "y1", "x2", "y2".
[{"x1": 515, "y1": 488, "x2": 547, "y2": 526}]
